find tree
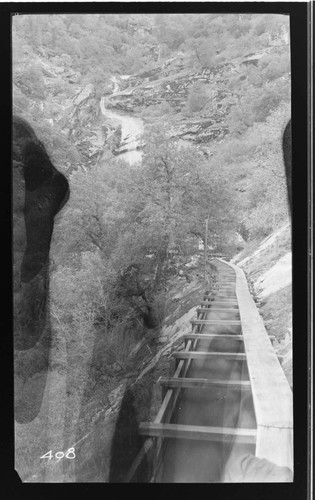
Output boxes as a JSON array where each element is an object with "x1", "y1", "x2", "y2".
[
  {"x1": 14, "y1": 63, "x2": 46, "y2": 99},
  {"x1": 209, "y1": 103, "x2": 290, "y2": 239},
  {"x1": 119, "y1": 124, "x2": 236, "y2": 273},
  {"x1": 53, "y1": 158, "x2": 132, "y2": 267},
  {"x1": 154, "y1": 14, "x2": 187, "y2": 50},
  {"x1": 258, "y1": 52, "x2": 290, "y2": 81},
  {"x1": 228, "y1": 76, "x2": 290, "y2": 134}
]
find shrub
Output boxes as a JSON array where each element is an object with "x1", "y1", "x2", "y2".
[
  {"x1": 141, "y1": 101, "x2": 173, "y2": 119},
  {"x1": 187, "y1": 82, "x2": 209, "y2": 113},
  {"x1": 14, "y1": 63, "x2": 46, "y2": 99}
]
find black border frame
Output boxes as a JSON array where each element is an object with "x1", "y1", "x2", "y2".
[{"x1": 1, "y1": 3, "x2": 309, "y2": 499}]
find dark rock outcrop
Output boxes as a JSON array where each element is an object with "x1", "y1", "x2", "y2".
[
  {"x1": 282, "y1": 119, "x2": 292, "y2": 213},
  {"x1": 13, "y1": 115, "x2": 69, "y2": 423}
]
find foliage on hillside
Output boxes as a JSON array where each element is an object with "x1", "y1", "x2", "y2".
[
  {"x1": 209, "y1": 104, "x2": 290, "y2": 239},
  {"x1": 50, "y1": 125, "x2": 236, "y2": 358},
  {"x1": 13, "y1": 13, "x2": 290, "y2": 116}
]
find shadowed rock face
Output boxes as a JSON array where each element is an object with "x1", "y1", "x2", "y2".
[
  {"x1": 282, "y1": 119, "x2": 292, "y2": 213},
  {"x1": 109, "y1": 388, "x2": 145, "y2": 483},
  {"x1": 13, "y1": 116, "x2": 69, "y2": 422},
  {"x1": 22, "y1": 141, "x2": 69, "y2": 283}
]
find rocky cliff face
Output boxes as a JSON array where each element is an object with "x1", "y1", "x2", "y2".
[
  {"x1": 14, "y1": 35, "x2": 289, "y2": 170},
  {"x1": 107, "y1": 59, "x2": 236, "y2": 146},
  {"x1": 14, "y1": 51, "x2": 111, "y2": 171},
  {"x1": 65, "y1": 84, "x2": 106, "y2": 162},
  {"x1": 101, "y1": 43, "x2": 287, "y2": 156}
]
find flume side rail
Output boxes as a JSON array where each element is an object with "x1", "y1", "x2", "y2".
[{"x1": 217, "y1": 259, "x2": 293, "y2": 470}]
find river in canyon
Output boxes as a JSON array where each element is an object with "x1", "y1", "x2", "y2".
[{"x1": 100, "y1": 76, "x2": 144, "y2": 165}]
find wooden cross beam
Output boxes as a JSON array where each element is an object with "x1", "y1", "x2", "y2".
[
  {"x1": 158, "y1": 376, "x2": 251, "y2": 395},
  {"x1": 191, "y1": 319, "x2": 241, "y2": 325},
  {"x1": 139, "y1": 422, "x2": 257, "y2": 444}
]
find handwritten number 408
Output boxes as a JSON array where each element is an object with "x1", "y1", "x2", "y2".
[{"x1": 40, "y1": 448, "x2": 75, "y2": 460}]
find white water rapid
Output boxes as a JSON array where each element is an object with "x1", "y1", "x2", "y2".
[{"x1": 100, "y1": 76, "x2": 144, "y2": 165}]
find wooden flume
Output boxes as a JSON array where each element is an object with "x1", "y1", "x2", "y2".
[{"x1": 124, "y1": 258, "x2": 293, "y2": 482}]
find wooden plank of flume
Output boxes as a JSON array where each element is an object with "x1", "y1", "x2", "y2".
[
  {"x1": 158, "y1": 376, "x2": 252, "y2": 391},
  {"x1": 123, "y1": 438, "x2": 154, "y2": 483},
  {"x1": 196, "y1": 307, "x2": 240, "y2": 313},
  {"x1": 219, "y1": 258, "x2": 293, "y2": 470},
  {"x1": 199, "y1": 300, "x2": 238, "y2": 307},
  {"x1": 175, "y1": 346, "x2": 282, "y2": 363},
  {"x1": 182, "y1": 333, "x2": 245, "y2": 341},
  {"x1": 172, "y1": 351, "x2": 247, "y2": 361},
  {"x1": 203, "y1": 297, "x2": 238, "y2": 303},
  {"x1": 214, "y1": 294, "x2": 237, "y2": 298},
  {"x1": 139, "y1": 422, "x2": 257, "y2": 444},
  {"x1": 190, "y1": 319, "x2": 241, "y2": 325},
  {"x1": 182, "y1": 333, "x2": 276, "y2": 342}
]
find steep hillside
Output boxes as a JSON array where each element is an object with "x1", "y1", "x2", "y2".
[
  {"x1": 13, "y1": 14, "x2": 290, "y2": 173},
  {"x1": 18, "y1": 256, "x2": 217, "y2": 482},
  {"x1": 107, "y1": 44, "x2": 290, "y2": 152}
]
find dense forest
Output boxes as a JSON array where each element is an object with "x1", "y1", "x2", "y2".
[{"x1": 13, "y1": 13, "x2": 291, "y2": 482}]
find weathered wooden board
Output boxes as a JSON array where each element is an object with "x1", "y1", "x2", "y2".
[
  {"x1": 203, "y1": 296, "x2": 237, "y2": 302},
  {"x1": 196, "y1": 307, "x2": 240, "y2": 314},
  {"x1": 218, "y1": 259, "x2": 293, "y2": 470},
  {"x1": 215, "y1": 293, "x2": 237, "y2": 297},
  {"x1": 172, "y1": 351, "x2": 246, "y2": 360},
  {"x1": 191, "y1": 319, "x2": 241, "y2": 325},
  {"x1": 158, "y1": 377, "x2": 251, "y2": 390},
  {"x1": 182, "y1": 333, "x2": 245, "y2": 341},
  {"x1": 139, "y1": 423, "x2": 257, "y2": 444},
  {"x1": 123, "y1": 438, "x2": 154, "y2": 482},
  {"x1": 200, "y1": 300, "x2": 238, "y2": 307}
]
